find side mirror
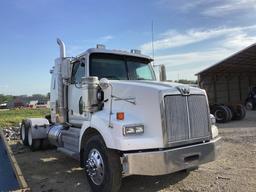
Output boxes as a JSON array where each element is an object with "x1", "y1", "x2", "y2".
[
  {"x1": 61, "y1": 58, "x2": 71, "y2": 79},
  {"x1": 159, "y1": 64, "x2": 167, "y2": 81}
]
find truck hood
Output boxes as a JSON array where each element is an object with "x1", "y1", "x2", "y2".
[
  {"x1": 110, "y1": 80, "x2": 205, "y2": 95},
  {"x1": 100, "y1": 80, "x2": 208, "y2": 150}
]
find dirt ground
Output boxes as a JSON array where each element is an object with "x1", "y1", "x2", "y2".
[{"x1": 10, "y1": 111, "x2": 256, "y2": 192}]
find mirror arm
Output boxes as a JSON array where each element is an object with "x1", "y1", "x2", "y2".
[{"x1": 159, "y1": 64, "x2": 167, "y2": 81}]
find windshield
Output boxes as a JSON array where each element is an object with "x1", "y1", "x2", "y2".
[{"x1": 89, "y1": 53, "x2": 155, "y2": 80}]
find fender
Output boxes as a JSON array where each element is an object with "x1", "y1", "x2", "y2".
[
  {"x1": 25, "y1": 118, "x2": 49, "y2": 139},
  {"x1": 78, "y1": 110, "x2": 145, "y2": 153},
  {"x1": 79, "y1": 112, "x2": 116, "y2": 152}
]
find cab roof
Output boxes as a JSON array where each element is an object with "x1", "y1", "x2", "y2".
[{"x1": 77, "y1": 47, "x2": 153, "y2": 61}]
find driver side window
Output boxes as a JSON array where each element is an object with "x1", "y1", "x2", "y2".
[{"x1": 71, "y1": 61, "x2": 85, "y2": 84}]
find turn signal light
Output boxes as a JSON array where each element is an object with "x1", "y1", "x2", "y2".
[{"x1": 116, "y1": 112, "x2": 125, "y2": 120}]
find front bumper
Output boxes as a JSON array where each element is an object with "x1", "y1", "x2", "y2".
[{"x1": 122, "y1": 137, "x2": 221, "y2": 176}]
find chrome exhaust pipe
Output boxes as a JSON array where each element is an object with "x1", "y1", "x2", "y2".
[{"x1": 57, "y1": 38, "x2": 66, "y2": 58}]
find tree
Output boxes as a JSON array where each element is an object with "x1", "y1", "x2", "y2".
[
  {"x1": 0, "y1": 94, "x2": 14, "y2": 104},
  {"x1": 174, "y1": 79, "x2": 197, "y2": 84},
  {"x1": 47, "y1": 92, "x2": 50, "y2": 100}
]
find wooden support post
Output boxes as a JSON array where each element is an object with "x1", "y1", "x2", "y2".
[
  {"x1": 238, "y1": 74, "x2": 242, "y2": 102},
  {"x1": 249, "y1": 75, "x2": 252, "y2": 88},
  {"x1": 213, "y1": 75, "x2": 217, "y2": 104},
  {"x1": 226, "y1": 74, "x2": 230, "y2": 104}
]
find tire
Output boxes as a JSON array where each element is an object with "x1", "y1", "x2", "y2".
[
  {"x1": 45, "y1": 114, "x2": 52, "y2": 124},
  {"x1": 228, "y1": 105, "x2": 237, "y2": 120},
  {"x1": 245, "y1": 100, "x2": 253, "y2": 110},
  {"x1": 211, "y1": 105, "x2": 229, "y2": 123},
  {"x1": 20, "y1": 120, "x2": 29, "y2": 146},
  {"x1": 27, "y1": 126, "x2": 41, "y2": 151},
  {"x1": 83, "y1": 135, "x2": 122, "y2": 192},
  {"x1": 40, "y1": 139, "x2": 53, "y2": 150},
  {"x1": 233, "y1": 104, "x2": 246, "y2": 120},
  {"x1": 224, "y1": 105, "x2": 232, "y2": 121}
]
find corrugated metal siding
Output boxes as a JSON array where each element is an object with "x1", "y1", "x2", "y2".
[
  {"x1": 164, "y1": 95, "x2": 210, "y2": 145},
  {"x1": 199, "y1": 73, "x2": 256, "y2": 105}
]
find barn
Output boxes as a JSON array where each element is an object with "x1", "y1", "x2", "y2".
[{"x1": 196, "y1": 43, "x2": 256, "y2": 122}]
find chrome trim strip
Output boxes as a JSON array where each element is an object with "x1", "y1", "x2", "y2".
[
  {"x1": 159, "y1": 90, "x2": 168, "y2": 147},
  {"x1": 204, "y1": 90, "x2": 212, "y2": 137},
  {"x1": 167, "y1": 136, "x2": 211, "y2": 148},
  {"x1": 185, "y1": 96, "x2": 191, "y2": 139}
]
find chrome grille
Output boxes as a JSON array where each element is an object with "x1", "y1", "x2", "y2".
[
  {"x1": 164, "y1": 95, "x2": 210, "y2": 145},
  {"x1": 188, "y1": 96, "x2": 210, "y2": 138}
]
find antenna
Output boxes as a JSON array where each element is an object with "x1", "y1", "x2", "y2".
[{"x1": 151, "y1": 20, "x2": 155, "y2": 66}]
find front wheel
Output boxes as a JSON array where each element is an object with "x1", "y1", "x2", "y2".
[{"x1": 83, "y1": 135, "x2": 121, "y2": 192}]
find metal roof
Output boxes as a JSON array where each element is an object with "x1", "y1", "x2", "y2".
[{"x1": 196, "y1": 43, "x2": 256, "y2": 75}]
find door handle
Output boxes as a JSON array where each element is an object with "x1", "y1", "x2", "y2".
[{"x1": 79, "y1": 97, "x2": 83, "y2": 114}]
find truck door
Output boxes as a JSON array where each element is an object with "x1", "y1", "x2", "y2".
[{"x1": 68, "y1": 59, "x2": 87, "y2": 127}]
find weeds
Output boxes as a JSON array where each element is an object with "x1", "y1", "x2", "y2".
[{"x1": 0, "y1": 108, "x2": 49, "y2": 128}]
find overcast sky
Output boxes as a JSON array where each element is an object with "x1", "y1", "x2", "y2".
[{"x1": 0, "y1": 0, "x2": 256, "y2": 95}]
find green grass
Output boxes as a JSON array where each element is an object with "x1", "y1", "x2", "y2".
[{"x1": 0, "y1": 108, "x2": 50, "y2": 128}]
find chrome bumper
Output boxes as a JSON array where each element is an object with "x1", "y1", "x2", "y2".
[{"x1": 122, "y1": 137, "x2": 221, "y2": 176}]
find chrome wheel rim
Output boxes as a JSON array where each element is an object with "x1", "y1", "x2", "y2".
[
  {"x1": 28, "y1": 127, "x2": 32, "y2": 146},
  {"x1": 86, "y1": 148, "x2": 105, "y2": 185},
  {"x1": 21, "y1": 125, "x2": 25, "y2": 141},
  {"x1": 246, "y1": 102, "x2": 253, "y2": 110}
]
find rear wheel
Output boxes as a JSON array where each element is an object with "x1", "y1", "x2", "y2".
[
  {"x1": 83, "y1": 135, "x2": 121, "y2": 192},
  {"x1": 40, "y1": 139, "x2": 52, "y2": 150},
  {"x1": 20, "y1": 120, "x2": 28, "y2": 146},
  {"x1": 28, "y1": 126, "x2": 41, "y2": 151}
]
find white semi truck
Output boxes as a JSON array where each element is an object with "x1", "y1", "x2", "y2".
[{"x1": 20, "y1": 39, "x2": 220, "y2": 192}]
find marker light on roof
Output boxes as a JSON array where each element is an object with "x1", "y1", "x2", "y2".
[{"x1": 96, "y1": 44, "x2": 106, "y2": 49}]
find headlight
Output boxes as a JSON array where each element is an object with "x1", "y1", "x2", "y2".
[
  {"x1": 210, "y1": 114, "x2": 218, "y2": 138},
  {"x1": 211, "y1": 125, "x2": 219, "y2": 138},
  {"x1": 123, "y1": 124, "x2": 144, "y2": 136}
]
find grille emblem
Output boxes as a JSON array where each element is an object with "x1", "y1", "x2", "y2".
[{"x1": 176, "y1": 86, "x2": 190, "y2": 95}]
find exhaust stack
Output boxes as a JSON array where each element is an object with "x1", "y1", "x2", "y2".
[
  {"x1": 57, "y1": 38, "x2": 66, "y2": 58},
  {"x1": 52, "y1": 38, "x2": 67, "y2": 124}
]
